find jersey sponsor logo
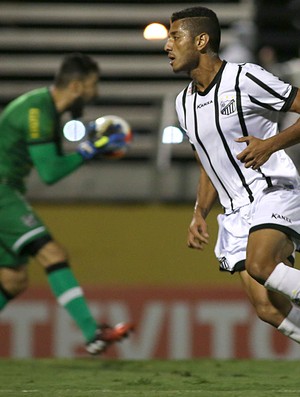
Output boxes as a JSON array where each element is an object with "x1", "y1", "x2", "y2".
[
  {"x1": 197, "y1": 100, "x2": 213, "y2": 109},
  {"x1": 220, "y1": 98, "x2": 236, "y2": 116},
  {"x1": 29, "y1": 108, "x2": 40, "y2": 139},
  {"x1": 271, "y1": 213, "x2": 292, "y2": 223}
]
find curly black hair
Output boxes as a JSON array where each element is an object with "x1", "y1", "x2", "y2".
[{"x1": 171, "y1": 7, "x2": 221, "y2": 53}]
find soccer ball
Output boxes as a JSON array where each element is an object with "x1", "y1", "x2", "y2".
[{"x1": 93, "y1": 114, "x2": 132, "y2": 159}]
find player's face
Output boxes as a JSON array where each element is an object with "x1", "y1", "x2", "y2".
[
  {"x1": 80, "y1": 72, "x2": 99, "y2": 103},
  {"x1": 67, "y1": 72, "x2": 99, "y2": 118},
  {"x1": 164, "y1": 19, "x2": 199, "y2": 75}
]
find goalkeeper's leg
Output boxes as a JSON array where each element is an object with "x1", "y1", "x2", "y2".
[
  {"x1": 45, "y1": 260, "x2": 99, "y2": 343},
  {"x1": 34, "y1": 239, "x2": 133, "y2": 354}
]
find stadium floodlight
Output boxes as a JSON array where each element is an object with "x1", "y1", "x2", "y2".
[
  {"x1": 63, "y1": 120, "x2": 86, "y2": 142},
  {"x1": 143, "y1": 23, "x2": 168, "y2": 40},
  {"x1": 162, "y1": 126, "x2": 183, "y2": 144}
]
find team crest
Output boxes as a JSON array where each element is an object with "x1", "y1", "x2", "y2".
[
  {"x1": 220, "y1": 97, "x2": 236, "y2": 116},
  {"x1": 21, "y1": 214, "x2": 38, "y2": 227},
  {"x1": 218, "y1": 256, "x2": 230, "y2": 270}
]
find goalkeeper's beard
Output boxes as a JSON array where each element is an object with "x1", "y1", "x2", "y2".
[{"x1": 68, "y1": 97, "x2": 85, "y2": 119}]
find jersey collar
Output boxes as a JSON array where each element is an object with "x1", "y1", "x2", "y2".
[{"x1": 191, "y1": 60, "x2": 227, "y2": 96}]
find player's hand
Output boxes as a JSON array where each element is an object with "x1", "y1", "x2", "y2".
[
  {"x1": 235, "y1": 136, "x2": 274, "y2": 170},
  {"x1": 187, "y1": 212, "x2": 209, "y2": 251},
  {"x1": 77, "y1": 132, "x2": 126, "y2": 160}
]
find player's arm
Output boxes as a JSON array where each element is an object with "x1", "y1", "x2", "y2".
[
  {"x1": 29, "y1": 142, "x2": 84, "y2": 185},
  {"x1": 29, "y1": 117, "x2": 129, "y2": 185},
  {"x1": 187, "y1": 153, "x2": 218, "y2": 250},
  {"x1": 236, "y1": 88, "x2": 300, "y2": 169}
]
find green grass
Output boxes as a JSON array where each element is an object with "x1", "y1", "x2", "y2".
[{"x1": 1, "y1": 359, "x2": 300, "y2": 397}]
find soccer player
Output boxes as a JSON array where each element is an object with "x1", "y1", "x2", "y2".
[
  {"x1": 0, "y1": 53, "x2": 133, "y2": 355},
  {"x1": 165, "y1": 7, "x2": 300, "y2": 343}
]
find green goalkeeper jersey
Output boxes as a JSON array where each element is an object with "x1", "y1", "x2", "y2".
[{"x1": 0, "y1": 87, "x2": 83, "y2": 193}]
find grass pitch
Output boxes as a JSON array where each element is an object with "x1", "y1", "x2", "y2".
[{"x1": 1, "y1": 359, "x2": 300, "y2": 397}]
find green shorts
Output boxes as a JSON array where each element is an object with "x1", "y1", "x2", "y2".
[{"x1": 0, "y1": 184, "x2": 50, "y2": 268}]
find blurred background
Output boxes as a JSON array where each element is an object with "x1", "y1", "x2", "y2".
[
  {"x1": 0, "y1": 0, "x2": 300, "y2": 359},
  {"x1": 0, "y1": 0, "x2": 299, "y2": 203}
]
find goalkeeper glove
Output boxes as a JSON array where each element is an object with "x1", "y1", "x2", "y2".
[{"x1": 77, "y1": 131, "x2": 127, "y2": 160}]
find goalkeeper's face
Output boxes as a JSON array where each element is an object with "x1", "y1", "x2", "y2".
[
  {"x1": 67, "y1": 72, "x2": 99, "y2": 118},
  {"x1": 78, "y1": 72, "x2": 99, "y2": 104}
]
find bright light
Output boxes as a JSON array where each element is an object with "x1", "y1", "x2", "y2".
[
  {"x1": 63, "y1": 120, "x2": 86, "y2": 142},
  {"x1": 162, "y1": 126, "x2": 183, "y2": 144},
  {"x1": 143, "y1": 23, "x2": 168, "y2": 40}
]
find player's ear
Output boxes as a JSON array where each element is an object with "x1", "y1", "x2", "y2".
[{"x1": 196, "y1": 32, "x2": 209, "y2": 52}]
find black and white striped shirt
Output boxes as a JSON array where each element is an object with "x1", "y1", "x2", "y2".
[{"x1": 176, "y1": 61, "x2": 299, "y2": 213}]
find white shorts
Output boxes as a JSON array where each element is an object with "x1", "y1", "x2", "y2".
[{"x1": 214, "y1": 185, "x2": 300, "y2": 273}]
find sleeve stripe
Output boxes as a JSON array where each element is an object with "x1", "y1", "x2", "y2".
[
  {"x1": 281, "y1": 86, "x2": 298, "y2": 112},
  {"x1": 246, "y1": 72, "x2": 286, "y2": 100}
]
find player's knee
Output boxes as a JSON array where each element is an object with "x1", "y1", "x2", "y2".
[
  {"x1": 1, "y1": 272, "x2": 29, "y2": 297},
  {"x1": 245, "y1": 259, "x2": 268, "y2": 284},
  {"x1": 246, "y1": 251, "x2": 276, "y2": 284}
]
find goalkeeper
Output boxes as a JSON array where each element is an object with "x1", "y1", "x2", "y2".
[{"x1": 0, "y1": 52, "x2": 133, "y2": 355}]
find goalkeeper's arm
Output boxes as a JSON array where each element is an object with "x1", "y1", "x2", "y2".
[
  {"x1": 29, "y1": 130, "x2": 128, "y2": 184},
  {"x1": 29, "y1": 142, "x2": 84, "y2": 185}
]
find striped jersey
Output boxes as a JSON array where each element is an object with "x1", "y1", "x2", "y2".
[{"x1": 176, "y1": 61, "x2": 299, "y2": 213}]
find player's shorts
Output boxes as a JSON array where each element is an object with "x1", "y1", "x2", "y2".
[
  {"x1": 214, "y1": 184, "x2": 300, "y2": 273},
  {"x1": 0, "y1": 184, "x2": 51, "y2": 268}
]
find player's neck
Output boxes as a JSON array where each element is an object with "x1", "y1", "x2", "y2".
[
  {"x1": 191, "y1": 57, "x2": 223, "y2": 93},
  {"x1": 50, "y1": 85, "x2": 74, "y2": 113}
]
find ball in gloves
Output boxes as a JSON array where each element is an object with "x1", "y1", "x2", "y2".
[{"x1": 92, "y1": 115, "x2": 132, "y2": 159}]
